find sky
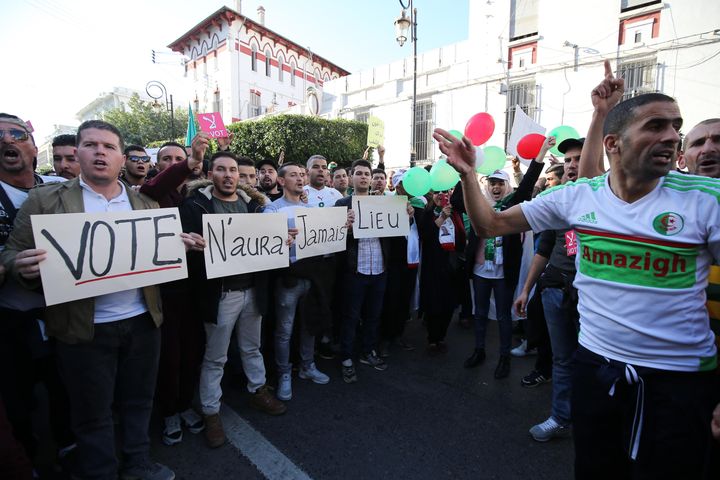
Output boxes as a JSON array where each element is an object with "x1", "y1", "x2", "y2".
[{"x1": 2, "y1": 0, "x2": 469, "y2": 142}]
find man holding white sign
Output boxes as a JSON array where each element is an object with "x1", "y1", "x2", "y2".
[
  {"x1": 334, "y1": 159, "x2": 413, "y2": 383},
  {"x1": 2, "y1": 120, "x2": 199, "y2": 480},
  {"x1": 179, "y1": 151, "x2": 286, "y2": 450},
  {"x1": 264, "y1": 163, "x2": 347, "y2": 400}
]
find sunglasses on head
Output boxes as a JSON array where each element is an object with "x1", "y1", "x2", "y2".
[
  {"x1": 0, "y1": 128, "x2": 30, "y2": 142},
  {"x1": 127, "y1": 155, "x2": 151, "y2": 163}
]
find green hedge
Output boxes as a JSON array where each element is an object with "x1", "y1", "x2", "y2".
[{"x1": 227, "y1": 115, "x2": 367, "y2": 167}]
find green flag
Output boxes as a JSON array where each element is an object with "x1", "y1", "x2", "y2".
[{"x1": 185, "y1": 104, "x2": 197, "y2": 146}]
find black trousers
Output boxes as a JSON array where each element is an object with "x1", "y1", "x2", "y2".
[
  {"x1": 380, "y1": 265, "x2": 417, "y2": 342},
  {"x1": 156, "y1": 288, "x2": 205, "y2": 418},
  {"x1": 0, "y1": 308, "x2": 73, "y2": 461},
  {"x1": 526, "y1": 289, "x2": 552, "y2": 376},
  {"x1": 572, "y1": 345, "x2": 720, "y2": 480},
  {"x1": 56, "y1": 313, "x2": 160, "y2": 480},
  {"x1": 426, "y1": 312, "x2": 453, "y2": 344}
]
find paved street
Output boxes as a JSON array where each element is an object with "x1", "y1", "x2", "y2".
[{"x1": 149, "y1": 315, "x2": 574, "y2": 480}]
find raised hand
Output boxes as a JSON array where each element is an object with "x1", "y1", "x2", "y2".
[
  {"x1": 191, "y1": 132, "x2": 211, "y2": 164},
  {"x1": 591, "y1": 60, "x2": 625, "y2": 115},
  {"x1": 432, "y1": 128, "x2": 476, "y2": 176},
  {"x1": 216, "y1": 131, "x2": 234, "y2": 151}
]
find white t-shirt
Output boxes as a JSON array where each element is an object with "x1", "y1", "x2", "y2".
[
  {"x1": 303, "y1": 185, "x2": 343, "y2": 208},
  {"x1": 520, "y1": 171, "x2": 720, "y2": 372}
]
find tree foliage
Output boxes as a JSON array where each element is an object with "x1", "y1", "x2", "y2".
[
  {"x1": 227, "y1": 115, "x2": 368, "y2": 167},
  {"x1": 102, "y1": 94, "x2": 188, "y2": 147}
]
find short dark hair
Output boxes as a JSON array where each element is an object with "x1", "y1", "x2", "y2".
[
  {"x1": 372, "y1": 168, "x2": 386, "y2": 178},
  {"x1": 603, "y1": 93, "x2": 677, "y2": 137},
  {"x1": 350, "y1": 159, "x2": 372, "y2": 174},
  {"x1": 683, "y1": 118, "x2": 720, "y2": 150},
  {"x1": 157, "y1": 141, "x2": 187, "y2": 159},
  {"x1": 52, "y1": 134, "x2": 76, "y2": 148},
  {"x1": 237, "y1": 156, "x2": 255, "y2": 168},
  {"x1": 209, "y1": 151, "x2": 239, "y2": 169},
  {"x1": 331, "y1": 166, "x2": 347, "y2": 176},
  {"x1": 76, "y1": 120, "x2": 124, "y2": 151},
  {"x1": 278, "y1": 162, "x2": 303, "y2": 177},
  {"x1": 123, "y1": 144, "x2": 145, "y2": 156}
]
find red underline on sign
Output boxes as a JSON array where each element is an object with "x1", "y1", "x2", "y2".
[{"x1": 74, "y1": 266, "x2": 183, "y2": 286}]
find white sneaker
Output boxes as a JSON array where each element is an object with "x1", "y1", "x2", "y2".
[
  {"x1": 529, "y1": 417, "x2": 570, "y2": 442},
  {"x1": 299, "y1": 363, "x2": 330, "y2": 384},
  {"x1": 277, "y1": 373, "x2": 292, "y2": 401},
  {"x1": 179, "y1": 408, "x2": 204, "y2": 434},
  {"x1": 511, "y1": 339, "x2": 537, "y2": 357},
  {"x1": 162, "y1": 415, "x2": 183, "y2": 446}
]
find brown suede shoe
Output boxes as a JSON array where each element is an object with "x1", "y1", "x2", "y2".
[
  {"x1": 203, "y1": 413, "x2": 226, "y2": 448},
  {"x1": 250, "y1": 385, "x2": 287, "y2": 415}
]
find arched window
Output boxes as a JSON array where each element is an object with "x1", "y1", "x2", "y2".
[
  {"x1": 251, "y1": 44, "x2": 258, "y2": 71},
  {"x1": 290, "y1": 61, "x2": 296, "y2": 86},
  {"x1": 278, "y1": 54, "x2": 285, "y2": 82},
  {"x1": 265, "y1": 49, "x2": 272, "y2": 77}
]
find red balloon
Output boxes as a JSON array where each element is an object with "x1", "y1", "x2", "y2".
[
  {"x1": 464, "y1": 113, "x2": 495, "y2": 146},
  {"x1": 517, "y1": 133, "x2": 546, "y2": 160}
]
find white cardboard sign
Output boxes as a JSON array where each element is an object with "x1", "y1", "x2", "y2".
[
  {"x1": 294, "y1": 207, "x2": 348, "y2": 260},
  {"x1": 351, "y1": 195, "x2": 410, "y2": 239},
  {"x1": 506, "y1": 106, "x2": 546, "y2": 166},
  {"x1": 31, "y1": 208, "x2": 187, "y2": 306},
  {"x1": 203, "y1": 212, "x2": 288, "y2": 279}
]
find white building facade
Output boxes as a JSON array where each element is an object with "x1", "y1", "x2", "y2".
[
  {"x1": 320, "y1": 0, "x2": 720, "y2": 170},
  {"x1": 76, "y1": 87, "x2": 154, "y2": 123},
  {"x1": 167, "y1": 3, "x2": 349, "y2": 124}
]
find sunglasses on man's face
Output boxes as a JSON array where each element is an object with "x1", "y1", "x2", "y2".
[
  {"x1": 0, "y1": 129, "x2": 30, "y2": 142},
  {"x1": 127, "y1": 155, "x2": 151, "y2": 163}
]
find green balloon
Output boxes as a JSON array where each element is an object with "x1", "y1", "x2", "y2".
[
  {"x1": 402, "y1": 167, "x2": 432, "y2": 197},
  {"x1": 430, "y1": 159, "x2": 460, "y2": 191},
  {"x1": 477, "y1": 146, "x2": 507, "y2": 175},
  {"x1": 548, "y1": 125, "x2": 580, "y2": 156},
  {"x1": 448, "y1": 129, "x2": 464, "y2": 140}
]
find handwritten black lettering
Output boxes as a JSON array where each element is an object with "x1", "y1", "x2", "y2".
[
  {"x1": 115, "y1": 217, "x2": 152, "y2": 270},
  {"x1": 40, "y1": 222, "x2": 91, "y2": 281},
  {"x1": 89, "y1": 221, "x2": 115, "y2": 277},
  {"x1": 153, "y1": 214, "x2": 181, "y2": 266}
]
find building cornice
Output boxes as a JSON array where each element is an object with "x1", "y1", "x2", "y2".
[{"x1": 167, "y1": 6, "x2": 350, "y2": 77}]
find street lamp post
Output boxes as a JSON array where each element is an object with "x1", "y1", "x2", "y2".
[
  {"x1": 145, "y1": 80, "x2": 175, "y2": 139},
  {"x1": 394, "y1": 0, "x2": 417, "y2": 167}
]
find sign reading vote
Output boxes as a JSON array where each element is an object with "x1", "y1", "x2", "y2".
[
  {"x1": 31, "y1": 208, "x2": 187, "y2": 306},
  {"x1": 295, "y1": 207, "x2": 348, "y2": 260},
  {"x1": 203, "y1": 213, "x2": 288, "y2": 279},
  {"x1": 196, "y1": 112, "x2": 228, "y2": 138},
  {"x1": 352, "y1": 195, "x2": 409, "y2": 239}
]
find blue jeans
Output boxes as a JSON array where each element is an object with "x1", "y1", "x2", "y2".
[
  {"x1": 274, "y1": 278, "x2": 316, "y2": 375},
  {"x1": 472, "y1": 275, "x2": 513, "y2": 355},
  {"x1": 341, "y1": 272, "x2": 387, "y2": 361},
  {"x1": 542, "y1": 287, "x2": 578, "y2": 426}
]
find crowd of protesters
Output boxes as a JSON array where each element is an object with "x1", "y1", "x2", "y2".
[{"x1": 1, "y1": 59, "x2": 720, "y2": 480}]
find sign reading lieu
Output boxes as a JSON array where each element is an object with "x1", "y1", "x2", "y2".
[
  {"x1": 351, "y1": 195, "x2": 409, "y2": 239},
  {"x1": 203, "y1": 213, "x2": 289, "y2": 279},
  {"x1": 31, "y1": 208, "x2": 187, "y2": 306}
]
